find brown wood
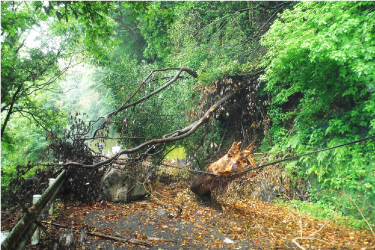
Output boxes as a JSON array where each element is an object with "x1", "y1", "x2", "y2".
[
  {"x1": 87, "y1": 231, "x2": 152, "y2": 247},
  {"x1": 190, "y1": 141, "x2": 257, "y2": 196}
]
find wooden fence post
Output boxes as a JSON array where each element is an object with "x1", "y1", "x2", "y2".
[
  {"x1": 31, "y1": 195, "x2": 42, "y2": 245},
  {"x1": 48, "y1": 178, "x2": 56, "y2": 215}
]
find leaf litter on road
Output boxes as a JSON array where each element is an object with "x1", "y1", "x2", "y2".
[{"x1": 3, "y1": 180, "x2": 374, "y2": 249}]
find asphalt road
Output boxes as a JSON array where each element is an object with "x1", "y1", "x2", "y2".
[{"x1": 80, "y1": 202, "x2": 259, "y2": 249}]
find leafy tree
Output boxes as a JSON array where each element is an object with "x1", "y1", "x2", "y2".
[
  {"x1": 105, "y1": 2, "x2": 289, "y2": 164},
  {"x1": 1, "y1": 1, "x2": 115, "y2": 137},
  {"x1": 3, "y1": 1, "x2": 374, "y2": 233},
  {"x1": 1, "y1": 1, "x2": 115, "y2": 205},
  {"x1": 123, "y1": 1, "x2": 183, "y2": 62},
  {"x1": 260, "y1": 1, "x2": 375, "y2": 223},
  {"x1": 165, "y1": 1, "x2": 290, "y2": 83}
]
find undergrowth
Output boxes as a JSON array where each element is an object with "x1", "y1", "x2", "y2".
[{"x1": 273, "y1": 199, "x2": 370, "y2": 231}]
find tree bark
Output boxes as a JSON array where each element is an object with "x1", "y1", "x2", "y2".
[
  {"x1": 1, "y1": 85, "x2": 22, "y2": 136},
  {"x1": 190, "y1": 141, "x2": 257, "y2": 196},
  {"x1": 87, "y1": 231, "x2": 152, "y2": 247}
]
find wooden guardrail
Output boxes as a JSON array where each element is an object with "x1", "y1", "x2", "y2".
[{"x1": 1, "y1": 170, "x2": 66, "y2": 250}]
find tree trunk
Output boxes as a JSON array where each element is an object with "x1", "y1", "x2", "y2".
[{"x1": 190, "y1": 141, "x2": 257, "y2": 196}]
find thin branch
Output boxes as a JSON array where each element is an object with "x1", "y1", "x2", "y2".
[
  {"x1": 91, "y1": 67, "x2": 198, "y2": 138},
  {"x1": 229, "y1": 2, "x2": 290, "y2": 14},
  {"x1": 14, "y1": 37, "x2": 27, "y2": 55},
  {"x1": 17, "y1": 109, "x2": 53, "y2": 133},
  {"x1": 345, "y1": 194, "x2": 375, "y2": 236},
  {"x1": 43, "y1": 222, "x2": 151, "y2": 247},
  {"x1": 87, "y1": 231, "x2": 152, "y2": 247},
  {"x1": 82, "y1": 136, "x2": 149, "y2": 141},
  {"x1": 257, "y1": 4, "x2": 287, "y2": 33},
  {"x1": 242, "y1": 2, "x2": 291, "y2": 45},
  {"x1": 113, "y1": 67, "x2": 197, "y2": 115},
  {"x1": 1, "y1": 85, "x2": 22, "y2": 136},
  {"x1": 24, "y1": 59, "x2": 76, "y2": 96},
  {"x1": 291, "y1": 238, "x2": 306, "y2": 250}
]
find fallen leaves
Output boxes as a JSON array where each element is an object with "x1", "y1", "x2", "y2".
[{"x1": 3, "y1": 180, "x2": 374, "y2": 249}]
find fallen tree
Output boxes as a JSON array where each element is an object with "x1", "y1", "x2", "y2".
[
  {"x1": 41, "y1": 66, "x2": 264, "y2": 202},
  {"x1": 190, "y1": 141, "x2": 257, "y2": 196},
  {"x1": 51, "y1": 67, "x2": 242, "y2": 169}
]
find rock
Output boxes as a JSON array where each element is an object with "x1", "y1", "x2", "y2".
[
  {"x1": 178, "y1": 158, "x2": 187, "y2": 165},
  {"x1": 129, "y1": 182, "x2": 146, "y2": 201},
  {"x1": 101, "y1": 168, "x2": 146, "y2": 202},
  {"x1": 251, "y1": 179, "x2": 284, "y2": 202},
  {"x1": 59, "y1": 228, "x2": 74, "y2": 248},
  {"x1": 80, "y1": 227, "x2": 87, "y2": 243}
]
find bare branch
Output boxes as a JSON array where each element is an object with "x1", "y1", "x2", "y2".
[
  {"x1": 62, "y1": 89, "x2": 237, "y2": 169},
  {"x1": 24, "y1": 58, "x2": 76, "y2": 96},
  {"x1": 14, "y1": 37, "x2": 27, "y2": 55},
  {"x1": 114, "y1": 67, "x2": 197, "y2": 115},
  {"x1": 82, "y1": 136, "x2": 149, "y2": 141},
  {"x1": 16, "y1": 109, "x2": 53, "y2": 133}
]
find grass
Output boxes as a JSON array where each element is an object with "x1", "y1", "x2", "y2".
[
  {"x1": 273, "y1": 199, "x2": 370, "y2": 231},
  {"x1": 166, "y1": 146, "x2": 186, "y2": 160}
]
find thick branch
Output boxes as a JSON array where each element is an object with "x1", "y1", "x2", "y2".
[
  {"x1": 1, "y1": 85, "x2": 22, "y2": 136},
  {"x1": 62, "y1": 90, "x2": 237, "y2": 169}
]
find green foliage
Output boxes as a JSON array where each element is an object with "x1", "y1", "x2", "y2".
[
  {"x1": 38, "y1": 1, "x2": 116, "y2": 58},
  {"x1": 1, "y1": 1, "x2": 115, "y2": 138},
  {"x1": 123, "y1": 2, "x2": 279, "y2": 82},
  {"x1": 106, "y1": 4, "x2": 147, "y2": 63},
  {"x1": 124, "y1": 1, "x2": 185, "y2": 61},
  {"x1": 167, "y1": 1, "x2": 275, "y2": 84},
  {"x1": 1, "y1": 114, "x2": 52, "y2": 200},
  {"x1": 1, "y1": 1, "x2": 117, "y2": 203},
  {"x1": 88, "y1": 2, "x2": 283, "y2": 169},
  {"x1": 4, "y1": 0, "x2": 374, "y2": 231},
  {"x1": 275, "y1": 198, "x2": 369, "y2": 230},
  {"x1": 261, "y1": 1, "x2": 375, "y2": 226},
  {"x1": 93, "y1": 56, "x2": 198, "y2": 150}
]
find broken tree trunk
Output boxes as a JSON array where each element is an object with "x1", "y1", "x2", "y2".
[{"x1": 190, "y1": 141, "x2": 257, "y2": 196}]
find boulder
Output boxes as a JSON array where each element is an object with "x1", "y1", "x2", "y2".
[
  {"x1": 178, "y1": 158, "x2": 187, "y2": 165},
  {"x1": 251, "y1": 179, "x2": 284, "y2": 202},
  {"x1": 58, "y1": 228, "x2": 74, "y2": 249},
  {"x1": 101, "y1": 168, "x2": 146, "y2": 202}
]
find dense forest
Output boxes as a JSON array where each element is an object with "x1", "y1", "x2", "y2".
[{"x1": 1, "y1": 1, "x2": 375, "y2": 248}]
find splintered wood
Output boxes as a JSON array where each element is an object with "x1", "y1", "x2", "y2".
[
  {"x1": 190, "y1": 141, "x2": 257, "y2": 196},
  {"x1": 206, "y1": 141, "x2": 256, "y2": 176}
]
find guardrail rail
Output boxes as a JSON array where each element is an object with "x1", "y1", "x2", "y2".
[{"x1": 1, "y1": 170, "x2": 66, "y2": 250}]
